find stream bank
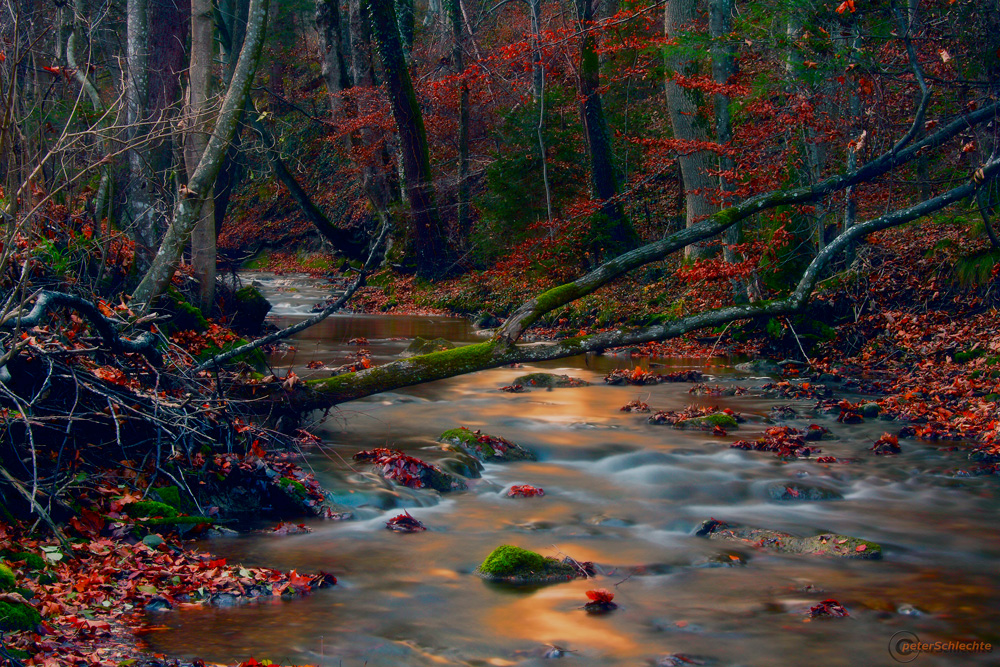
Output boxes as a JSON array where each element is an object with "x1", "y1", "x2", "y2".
[{"x1": 139, "y1": 273, "x2": 1000, "y2": 667}]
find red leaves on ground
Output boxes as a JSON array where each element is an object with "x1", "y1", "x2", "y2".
[
  {"x1": 871, "y1": 432, "x2": 901, "y2": 455},
  {"x1": 606, "y1": 368, "x2": 703, "y2": 386},
  {"x1": 273, "y1": 522, "x2": 312, "y2": 535},
  {"x1": 507, "y1": 484, "x2": 545, "y2": 498},
  {"x1": 499, "y1": 384, "x2": 527, "y2": 392},
  {"x1": 649, "y1": 404, "x2": 743, "y2": 427},
  {"x1": 731, "y1": 426, "x2": 821, "y2": 459},
  {"x1": 809, "y1": 599, "x2": 849, "y2": 617},
  {"x1": 620, "y1": 398, "x2": 651, "y2": 413},
  {"x1": 385, "y1": 510, "x2": 426, "y2": 532},
  {"x1": 353, "y1": 448, "x2": 454, "y2": 490}
]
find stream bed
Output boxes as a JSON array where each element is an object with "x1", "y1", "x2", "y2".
[{"x1": 148, "y1": 274, "x2": 1000, "y2": 666}]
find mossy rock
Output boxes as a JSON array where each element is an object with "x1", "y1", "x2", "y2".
[
  {"x1": 475, "y1": 545, "x2": 579, "y2": 584},
  {"x1": 400, "y1": 336, "x2": 456, "y2": 358},
  {"x1": 696, "y1": 519, "x2": 882, "y2": 560},
  {"x1": 0, "y1": 564, "x2": 15, "y2": 591},
  {"x1": 277, "y1": 476, "x2": 308, "y2": 499},
  {"x1": 231, "y1": 285, "x2": 272, "y2": 334},
  {"x1": 124, "y1": 501, "x2": 178, "y2": 519},
  {"x1": 860, "y1": 403, "x2": 881, "y2": 418},
  {"x1": 0, "y1": 600, "x2": 40, "y2": 631},
  {"x1": 152, "y1": 486, "x2": 192, "y2": 513},
  {"x1": 766, "y1": 482, "x2": 843, "y2": 502},
  {"x1": 734, "y1": 359, "x2": 781, "y2": 375},
  {"x1": 163, "y1": 287, "x2": 209, "y2": 332},
  {"x1": 438, "y1": 428, "x2": 535, "y2": 462},
  {"x1": 511, "y1": 373, "x2": 590, "y2": 389},
  {"x1": 678, "y1": 413, "x2": 739, "y2": 429}
]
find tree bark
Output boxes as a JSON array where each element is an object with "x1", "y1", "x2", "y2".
[
  {"x1": 368, "y1": 0, "x2": 452, "y2": 278},
  {"x1": 576, "y1": 0, "x2": 637, "y2": 256},
  {"x1": 126, "y1": 0, "x2": 159, "y2": 270},
  {"x1": 187, "y1": 0, "x2": 217, "y2": 312},
  {"x1": 664, "y1": 0, "x2": 717, "y2": 258},
  {"x1": 448, "y1": 0, "x2": 471, "y2": 240},
  {"x1": 131, "y1": 0, "x2": 270, "y2": 309}
]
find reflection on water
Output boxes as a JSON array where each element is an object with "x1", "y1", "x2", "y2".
[{"x1": 148, "y1": 275, "x2": 1000, "y2": 666}]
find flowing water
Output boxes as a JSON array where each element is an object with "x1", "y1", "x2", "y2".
[{"x1": 150, "y1": 273, "x2": 1000, "y2": 666}]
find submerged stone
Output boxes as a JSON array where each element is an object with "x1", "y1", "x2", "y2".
[
  {"x1": 474, "y1": 545, "x2": 579, "y2": 584},
  {"x1": 511, "y1": 372, "x2": 590, "y2": 388},
  {"x1": 353, "y1": 448, "x2": 467, "y2": 492},
  {"x1": 438, "y1": 454, "x2": 484, "y2": 478},
  {"x1": 695, "y1": 519, "x2": 882, "y2": 560},
  {"x1": 766, "y1": 482, "x2": 843, "y2": 502},
  {"x1": 438, "y1": 427, "x2": 535, "y2": 462},
  {"x1": 400, "y1": 336, "x2": 456, "y2": 358},
  {"x1": 734, "y1": 359, "x2": 782, "y2": 375}
]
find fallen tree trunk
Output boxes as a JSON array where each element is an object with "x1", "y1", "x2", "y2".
[{"x1": 255, "y1": 155, "x2": 1000, "y2": 411}]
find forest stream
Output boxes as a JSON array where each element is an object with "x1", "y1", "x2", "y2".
[{"x1": 146, "y1": 274, "x2": 1000, "y2": 667}]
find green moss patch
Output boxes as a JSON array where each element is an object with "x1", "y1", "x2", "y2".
[
  {"x1": 400, "y1": 336, "x2": 456, "y2": 358},
  {"x1": 438, "y1": 428, "x2": 535, "y2": 462},
  {"x1": 0, "y1": 564, "x2": 15, "y2": 591},
  {"x1": 475, "y1": 545, "x2": 579, "y2": 584},
  {"x1": 678, "y1": 413, "x2": 739, "y2": 429},
  {"x1": 9, "y1": 552, "x2": 46, "y2": 571},
  {"x1": 124, "y1": 501, "x2": 178, "y2": 519},
  {"x1": 0, "y1": 601, "x2": 40, "y2": 631}
]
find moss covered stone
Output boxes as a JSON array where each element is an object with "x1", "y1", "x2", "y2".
[
  {"x1": 153, "y1": 486, "x2": 186, "y2": 511},
  {"x1": 696, "y1": 519, "x2": 882, "y2": 560},
  {"x1": 231, "y1": 285, "x2": 272, "y2": 334},
  {"x1": 0, "y1": 564, "x2": 15, "y2": 591},
  {"x1": 163, "y1": 287, "x2": 209, "y2": 332},
  {"x1": 475, "y1": 545, "x2": 579, "y2": 584},
  {"x1": 678, "y1": 413, "x2": 739, "y2": 429},
  {"x1": 438, "y1": 428, "x2": 535, "y2": 462},
  {"x1": 512, "y1": 373, "x2": 590, "y2": 388},
  {"x1": 0, "y1": 601, "x2": 41, "y2": 631}
]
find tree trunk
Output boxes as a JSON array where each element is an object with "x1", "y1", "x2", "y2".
[
  {"x1": 576, "y1": 0, "x2": 637, "y2": 257},
  {"x1": 710, "y1": 0, "x2": 743, "y2": 300},
  {"x1": 187, "y1": 0, "x2": 216, "y2": 312},
  {"x1": 664, "y1": 0, "x2": 717, "y2": 259},
  {"x1": 213, "y1": 0, "x2": 251, "y2": 242},
  {"x1": 317, "y1": 0, "x2": 352, "y2": 116},
  {"x1": 368, "y1": 0, "x2": 452, "y2": 278},
  {"x1": 448, "y1": 0, "x2": 471, "y2": 241},
  {"x1": 529, "y1": 0, "x2": 543, "y2": 102},
  {"x1": 395, "y1": 0, "x2": 415, "y2": 55},
  {"x1": 131, "y1": 0, "x2": 270, "y2": 309},
  {"x1": 126, "y1": 0, "x2": 160, "y2": 270}
]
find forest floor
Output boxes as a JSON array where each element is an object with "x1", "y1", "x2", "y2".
[{"x1": 2, "y1": 217, "x2": 998, "y2": 666}]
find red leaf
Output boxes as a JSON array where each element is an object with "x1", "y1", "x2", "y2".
[{"x1": 586, "y1": 589, "x2": 614, "y2": 603}]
